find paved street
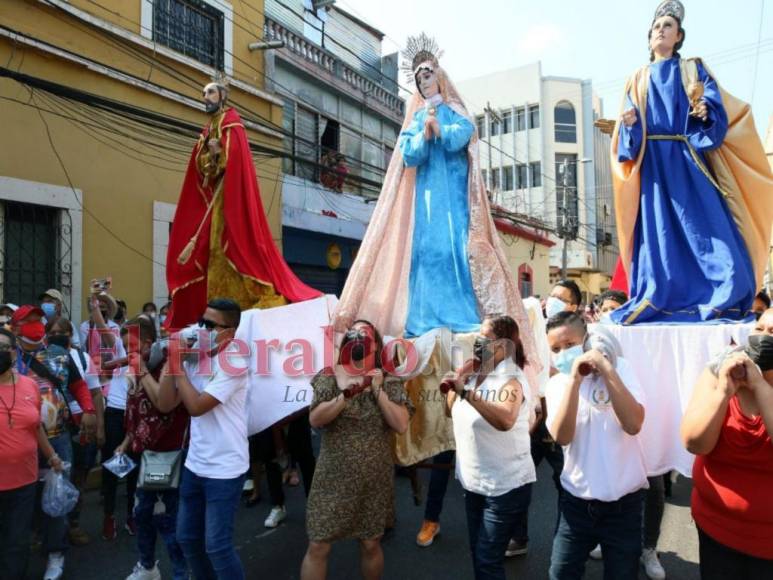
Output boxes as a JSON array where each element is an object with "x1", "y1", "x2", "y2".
[{"x1": 27, "y1": 451, "x2": 700, "y2": 580}]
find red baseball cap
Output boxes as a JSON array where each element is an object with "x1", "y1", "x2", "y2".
[{"x1": 11, "y1": 305, "x2": 45, "y2": 325}]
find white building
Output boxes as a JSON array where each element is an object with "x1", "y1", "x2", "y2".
[{"x1": 457, "y1": 62, "x2": 618, "y2": 299}]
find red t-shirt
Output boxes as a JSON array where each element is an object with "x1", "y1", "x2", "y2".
[
  {"x1": 0, "y1": 374, "x2": 42, "y2": 491},
  {"x1": 123, "y1": 375, "x2": 188, "y2": 455},
  {"x1": 692, "y1": 395, "x2": 773, "y2": 559}
]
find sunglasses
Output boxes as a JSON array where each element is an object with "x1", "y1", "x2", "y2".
[{"x1": 198, "y1": 318, "x2": 231, "y2": 331}]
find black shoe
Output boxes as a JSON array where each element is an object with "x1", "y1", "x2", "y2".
[{"x1": 243, "y1": 495, "x2": 261, "y2": 508}]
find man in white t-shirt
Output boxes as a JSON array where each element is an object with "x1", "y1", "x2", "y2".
[
  {"x1": 544, "y1": 311, "x2": 648, "y2": 580},
  {"x1": 157, "y1": 298, "x2": 249, "y2": 580}
]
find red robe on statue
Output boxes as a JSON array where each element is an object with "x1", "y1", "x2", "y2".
[{"x1": 166, "y1": 107, "x2": 321, "y2": 328}]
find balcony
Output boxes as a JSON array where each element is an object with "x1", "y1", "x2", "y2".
[{"x1": 265, "y1": 18, "x2": 404, "y2": 123}]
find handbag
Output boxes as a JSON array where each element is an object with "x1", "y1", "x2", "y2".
[{"x1": 138, "y1": 449, "x2": 183, "y2": 490}]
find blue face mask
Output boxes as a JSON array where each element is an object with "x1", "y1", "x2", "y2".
[
  {"x1": 41, "y1": 302, "x2": 57, "y2": 319},
  {"x1": 554, "y1": 344, "x2": 584, "y2": 375},
  {"x1": 545, "y1": 296, "x2": 567, "y2": 319}
]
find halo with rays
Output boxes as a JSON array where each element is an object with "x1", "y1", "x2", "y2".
[{"x1": 400, "y1": 33, "x2": 444, "y2": 85}]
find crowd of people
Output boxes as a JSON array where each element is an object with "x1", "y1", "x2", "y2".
[{"x1": 0, "y1": 279, "x2": 771, "y2": 580}]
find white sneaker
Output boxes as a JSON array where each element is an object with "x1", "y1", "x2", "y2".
[
  {"x1": 589, "y1": 544, "x2": 602, "y2": 560},
  {"x1": 641, "y1": 548, "x2": 666, "y2": 579},
  {"x1": 126, "y1": 561, "x2": 162, "y2": 580},
  {"x1": 264, "y1": 505, "x2": 287, "y2": 528},
  {"x1": 44, "y1": 552, "x2": 65, "y2": 580}
]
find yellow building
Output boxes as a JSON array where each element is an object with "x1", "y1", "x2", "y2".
[
  {"x1": 0, "y1": 0, "x2": 284, "y2": 324},
  {"x1": 493, "y1": 213, "x2": 554, "y2": 299}
]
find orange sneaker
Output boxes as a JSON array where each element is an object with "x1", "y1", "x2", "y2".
[{"x1": 416, "y1": 520, "x2": 441, "y2": 547}]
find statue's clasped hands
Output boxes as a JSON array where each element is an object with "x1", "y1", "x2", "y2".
[{"x1": 423, "y1": 116, "x2": 441, "y2": 140}]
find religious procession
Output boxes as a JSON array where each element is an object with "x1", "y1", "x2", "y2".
[{"x1": 0, "y1": 0, "x2": 772, "y2": 579}]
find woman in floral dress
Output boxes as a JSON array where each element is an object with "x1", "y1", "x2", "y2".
[{"x1": 300, "y1": 320, "x2": 412, "y2": 580}]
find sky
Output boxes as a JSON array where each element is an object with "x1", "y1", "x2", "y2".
[{"x1": 336, "y1": 0, "x2": 773, "y2": 136}]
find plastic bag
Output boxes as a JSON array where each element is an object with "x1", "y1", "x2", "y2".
[
  {"x1": 103, "y1": 453, "x2": 137, "y2": 479},
  {"x1": 41, "y1": 464, "x2": 80, "y2": 517}
]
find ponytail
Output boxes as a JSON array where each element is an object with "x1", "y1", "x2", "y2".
[{"x1": 487, "y1": 314, "x2": 527, "y2": 369}]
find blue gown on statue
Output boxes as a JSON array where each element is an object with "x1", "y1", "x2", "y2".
[
  {"x1": 399, "y1": 102, "x2": 481, "y2": 337},
  {"x1": 610, "y1": 57, "x2": 755, "y2": 325}
]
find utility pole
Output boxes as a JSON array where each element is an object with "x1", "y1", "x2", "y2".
[
  {"x1": 559, "y1": 157, "x2": 592, "y2": 279},
  {"x1": 484, "y1": 102, "x2": 502, "y2": 203},
  {"x1": 559, "y1": 158, "x2": 571, "y2": 279}
]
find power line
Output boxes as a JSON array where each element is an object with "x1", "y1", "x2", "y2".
[
  {"x1": 750, "y1": 0, "x2": 767, "y2": 105},
  {"x1": 1, "y1": 21, "x2": 390, "y2": 193},
  {"x1": 31, "y1": 90, "x2": 168, "y2": 267},
  {"x1": 38, "y1": 1, "x2": 396, "y2": 183}
]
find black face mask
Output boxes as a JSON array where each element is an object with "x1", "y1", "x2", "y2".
[
  {"x1": 47, "y1": 335, "x2": 71, "y2": 350},
  {"x1": 473, "y1": 336, "x2": 492, "y2": 361},
  {"x1": 0, "y1": 351, "x2": 12, "y2": 374},
  {"x1": 746, "y1": 334, "x2": 773, "y2": 371},
  {"x1": 340, "y1": 330, "x2": 373, "y2": 365}
]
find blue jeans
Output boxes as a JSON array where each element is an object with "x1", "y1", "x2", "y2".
[
  {"x1": 0, "y1": 482, "x2": 37, "y2": 580},
  {"x1": 465, "y1": 484, "x2": 532, "y2": 580},
  {"x1": 177, "y1": 467, "x2": 245, "y2": 580},
  {"x1": 37, "y1": 432, "x2": 73, "y2": 555},
  {"x1": 135, "y1": 488, "x2": 188, "y2": 579},
  {"x1": 424, "y1": 450, "x2": 455, "y2": 522},
  {"x1": 549, "y1": 489, "x2": 645, "y2": 580}
]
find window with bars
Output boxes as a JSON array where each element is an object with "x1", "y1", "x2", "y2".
[
  {"x1": 2, "y1": 202, "x2": 60, "y2": 306},
  {"x1": 490, "y1": 118, "x2": 501, "y2": 137},
  {"x1": 153, "y1": 0, "x2": 224, "y2": 69}
]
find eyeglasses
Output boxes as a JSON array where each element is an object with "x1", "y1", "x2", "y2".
[{"x1": 198, "y1": 318, "x2": 231, "y2": 331}]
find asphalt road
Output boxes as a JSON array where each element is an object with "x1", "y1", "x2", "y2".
[{"x1": 27, "y1": 456, "x2": 700, "y2": 580}]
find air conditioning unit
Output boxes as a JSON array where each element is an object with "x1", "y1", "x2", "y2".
[{"x1": 596, "y1": 228, "x2": 613, "y2": 247}]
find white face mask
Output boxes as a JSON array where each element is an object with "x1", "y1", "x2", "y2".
[
  {"x1": 553, "y1": 344, "x2": 584, "y2": 375},
  {"x1": 545, "y1": 296, "x2": 568, "y2": 319}
]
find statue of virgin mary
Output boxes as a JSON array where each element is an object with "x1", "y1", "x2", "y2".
[{"x1": 333, "y1": 34, "x2": 538, "y2": 369}]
